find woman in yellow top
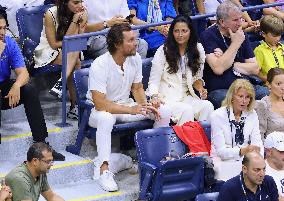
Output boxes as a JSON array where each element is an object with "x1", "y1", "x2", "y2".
[{"x1": 254, "y1": 15, "x2": 284, "y2": 82}]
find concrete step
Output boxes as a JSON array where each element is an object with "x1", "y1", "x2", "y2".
[
  {"x1": 0, "y1": 123, "x2": 78, "y2": 160},
  {"x1": 38, "y1": 170, "x2": 139, "y2": 201},
  {"x1": 0, "y1": 151, "x2": 94, "y2": 186}
]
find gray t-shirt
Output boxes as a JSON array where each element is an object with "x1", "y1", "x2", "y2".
[{"x1": 5, "y1": 163, "x2": 50, "y2": 201}]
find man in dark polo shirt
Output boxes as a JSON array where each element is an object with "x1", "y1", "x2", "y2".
[
  {"x1": 199, "y1": 1, "x2": 268, "y2": 109},
  {"x1": 5, "y1": 143, "x2": 64, "y2": 201},
  {"x1": 217, "y1": 152, "x2": 279, "y2": 201}
]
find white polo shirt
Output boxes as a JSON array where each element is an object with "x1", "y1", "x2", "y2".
[
  {"x1": 265, "y1": 160, "x2": 284, "y2": 196},
  {"x1": 87, "y1": 52, "x2": 142, "y2": 105},
  {"x1": 84, "y1": 0, "x2": 130, "y2": 24}
]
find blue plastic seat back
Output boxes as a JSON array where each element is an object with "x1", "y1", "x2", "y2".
[
  {"x1": 195, "y1": 192, "x2": 219, "y2": 201},
  {"x1": 73, "y1": 68, "x2": 89, "y2": 103},
  {"x1": 199, "y1": 121, "x2": 211, "y2": 142},
  {"x1": 135, "y1": 127, "x2": 188, "y2": 167},
  {"x1": 17, "y1": 5, "x2": 52, "y2": 49},
  {"x1": 135, "y1": 127, "x2": 205, "y2": 201}
]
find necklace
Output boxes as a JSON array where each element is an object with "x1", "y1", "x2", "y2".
[{"x1": 240, "y1": 174, "x2": 262, "y2": 201}]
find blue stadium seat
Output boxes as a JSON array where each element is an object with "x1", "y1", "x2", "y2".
[
  {"x1": 66, "y1": 58, "x2": 155, "y2": 155},
  {"x1": 195, "y1": 192, "x2": 219, "y2": 201},
  {"x1": 16, "y1": 5, "x2": 62, "y2": 76},
  {"x1": 135, "y1": 126, "x2": 205, "y2": 201}
]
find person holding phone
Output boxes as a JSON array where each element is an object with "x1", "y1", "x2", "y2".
[
  {"x1": 84, "y1": 0, "x2": 148, "y2": 59},
  {"x1": 199, "y1": 1, "x2": 269, "y2": 109}
]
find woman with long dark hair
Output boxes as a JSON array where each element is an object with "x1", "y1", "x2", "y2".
[
  {"x1": 148, "y1": 15, "x2": 214, "y2": 125},
  {"x1": 34, "y1": 0, "x2": 87, "y2": 119}
]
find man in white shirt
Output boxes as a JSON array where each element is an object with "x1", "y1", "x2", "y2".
[
  {"x1": 87, "y1": 23, "x2": 170, "y2": 192},
  {"x1": 84, "y1": 0, "x2": 148, "y2": 59},
  {"x1": 264, "y1": 131, "x2": 284, "y2": 201}
]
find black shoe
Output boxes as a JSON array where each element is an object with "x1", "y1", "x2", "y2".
[
  {"x1": 37, "y1": 141, "x2": 66, "y2": 161},
  {"x1": 52, "y1": 149, "x2": 65, "y2": 161}
]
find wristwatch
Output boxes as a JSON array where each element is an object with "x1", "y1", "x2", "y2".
[{"x1": 103, "y1": 21, "x2": 108, "y2": 29}]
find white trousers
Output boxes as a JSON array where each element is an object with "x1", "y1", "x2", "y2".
[
  {"x1": 88, "y1": 104, "x2": 171, "y2": 166},
  {"x1": 165, "y1": 96, "x2": 214, "y2": 125}
]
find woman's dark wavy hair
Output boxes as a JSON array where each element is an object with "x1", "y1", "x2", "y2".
[
  {"x1": 164, "y1": 15, "x2": 200, "y2": 75},
  {"x1": 56, "y1": 0, "x2": 74, "y2": 41}
]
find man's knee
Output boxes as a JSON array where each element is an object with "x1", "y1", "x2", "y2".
[
  {"x1": 89, "y1": 110, "x2": 116, "y2": 128},
  {"x1": 20, "y1": 83, "x2": 38, "y2": 99}
]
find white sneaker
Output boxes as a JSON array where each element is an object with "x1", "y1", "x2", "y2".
[{"x1": 99, "y1": 170, "x2": 118, "y2": 192}]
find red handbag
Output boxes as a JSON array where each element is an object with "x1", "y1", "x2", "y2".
[{"x1": 173, "y1": 121, "x2": 211, "y2": 156}]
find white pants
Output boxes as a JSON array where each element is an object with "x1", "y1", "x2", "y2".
[
  {"x1": 166, "y1": 96, "x2": 214, "y2": 125},
  {"x1": 88, "y1": 104, "x2": 171, "y2": 167}
]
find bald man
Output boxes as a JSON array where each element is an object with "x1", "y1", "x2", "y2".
[{"x1": 218, "y1": 152, "x2": 279, "y2": 201}]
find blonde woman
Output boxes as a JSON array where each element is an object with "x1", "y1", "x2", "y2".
[{"x1": 210, "y1": 79, "x2": 263, "y2": 181}]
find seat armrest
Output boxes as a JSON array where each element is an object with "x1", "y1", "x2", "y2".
[
  {"x1": 140, "y1": 162, "x2": 157, "y2": 171},
  {"x1": 139, "y1": 162, "x2": 157, "y2": 200}
]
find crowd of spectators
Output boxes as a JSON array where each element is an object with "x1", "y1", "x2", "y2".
[{"x1": 0, "y1": 0, "x2": 284, "y2": 200}]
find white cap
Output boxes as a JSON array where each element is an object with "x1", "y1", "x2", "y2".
[{"x1": 264, "y1": 131, "x2": 284, "y2": 151}]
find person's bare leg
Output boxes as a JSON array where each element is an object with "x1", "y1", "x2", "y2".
[{"x1": 52, "y1": 51, "x2": 80, "y2": 78}]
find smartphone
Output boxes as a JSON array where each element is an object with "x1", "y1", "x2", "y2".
[{"x1": 126, "y1": 14, "x2": 135, "y2": 23}]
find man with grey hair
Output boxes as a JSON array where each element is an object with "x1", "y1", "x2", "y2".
[
  {"x1": 199, "y1": 1, "x2": 268, "y2": 109},
  {"x1": 264, "y1": 131, "x2": 284, "y2": 201}
]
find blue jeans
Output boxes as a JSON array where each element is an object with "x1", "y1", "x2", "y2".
[{"x1": 208, "y1": 85, "x2": 269, "y2": 109}]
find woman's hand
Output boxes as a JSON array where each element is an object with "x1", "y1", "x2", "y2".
[
  {"x1": 150, "y1": 95, "x2": 164, "y2": 109},
  {"x1": 198, "y1": 88, "x2": 208, "y2": 100},
  {"x1": 130, "y1": 103, "x2": 161, "y2": 121},
  {"x1": 72, "y1": 6, "x2": 87, "y2": 25},
  {"x1": 157, "y1": 25, "x2": 170, "y2": 37}
]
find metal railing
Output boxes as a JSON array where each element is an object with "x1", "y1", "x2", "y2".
[{"x1": 59, "y1": 1, "x2": 284, "y2": 126}]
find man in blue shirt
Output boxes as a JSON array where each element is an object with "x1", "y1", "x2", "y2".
[
  {"x1": 218, "y1": 152, "x2": 279, "y2": 201},
  {"x1": 0, "y1": 14, "x2": 64, "y2": 161},
  {"x1": 199, "y1": 1, "x2": 268, "y2": 109}
]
